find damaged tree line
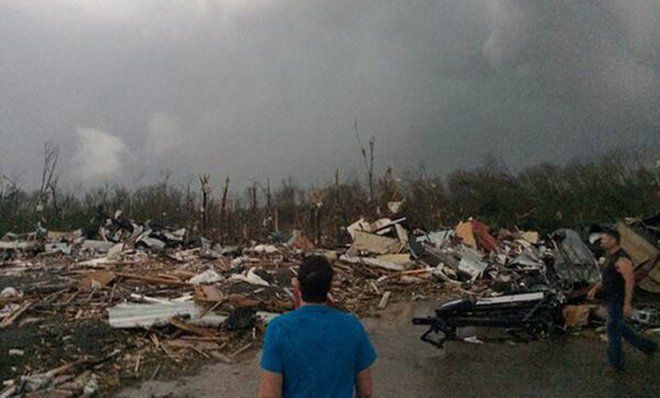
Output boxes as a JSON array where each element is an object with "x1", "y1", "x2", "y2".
[{"x1": 0, "y1": 146, "x2": 658, "y2": 245}]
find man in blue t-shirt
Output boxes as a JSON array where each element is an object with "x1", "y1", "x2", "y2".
[{"x1": 258, "y1": 255, "x2": 377, "y2": 398}]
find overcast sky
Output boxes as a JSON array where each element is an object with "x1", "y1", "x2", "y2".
[{"x1": 1, "y1": 0, "x2": 659, "y2": 189}]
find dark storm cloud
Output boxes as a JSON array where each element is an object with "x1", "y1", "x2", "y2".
[{"x1": 0, "y1": 1, "x2": 658, "y2": 188}]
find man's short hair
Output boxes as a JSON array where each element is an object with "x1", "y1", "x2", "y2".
[
  {"x1": 603, "y1": 228, "x2": 620, "y2": 243},
  {"x1": 298, "y1": 255, "x2": 333, "y2": 303}
]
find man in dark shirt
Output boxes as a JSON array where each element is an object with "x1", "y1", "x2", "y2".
[
  {"x1": 258, "y1": 255, "x2": 376, "y2": 398},
  {"x1": 588, "y1": 229, "x2": 657, "y2": 372}
]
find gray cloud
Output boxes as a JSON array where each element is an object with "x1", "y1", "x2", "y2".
[
  {"x1": 72, "y1": 127, "x2": 127, "y2": 182},
  {"x1": 146, "y1": 112, "x2": 180, "y2": 158},
  {"x1": 0, "y1": 1, "x2": 658, "y2": 189}
]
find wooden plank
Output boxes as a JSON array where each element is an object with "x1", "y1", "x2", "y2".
[
  {"x1": 115, "y1": 272, "x2": 189, "y2": 286},
  {"x1": 0, "y1": 301, "x2": 31, "y2": 328},
  {"x1": 229, "y1": 342, "x2": 253, "y2": 358},
  {"x1": 79, "y1": 271, "x2": 116, "y2": 291},
  {"x1": 169, "y1": 317, "x2": 217, "y2": 338},
  {"x1": 378, "y1": 291, "x2": 391, "y2": 309},
  {"x1": 194, "y1": 285, "x2": 223, "y2": 303}
]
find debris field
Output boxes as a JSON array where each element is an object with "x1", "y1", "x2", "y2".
[{"x1": 1, "y1": 213, "x2": 659, "y2": 397}]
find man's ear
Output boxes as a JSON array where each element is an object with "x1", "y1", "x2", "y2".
[{"x1": 292, "y1": 277, "x2": 300, "y2": 290}]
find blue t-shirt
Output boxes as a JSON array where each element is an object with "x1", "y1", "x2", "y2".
[{"x1": 260, "y1": 305, "x2": 377, "y2": 398}]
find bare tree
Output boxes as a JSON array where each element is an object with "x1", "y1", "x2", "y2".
[
  {"x1": 368, "y1": 135, "x2": 375, "y2": 202},
  {"x1": 2, "y1": 173, "x2": 21, "y2": 195},
  {"x1": 308, "y1": 189, "x2": 326, "y2": 244},
  {"x1": 199, "y1": 175, "x2": 211, "y2": 233},
  {"x1": 257, "y1": 178, "x2": 274, "y2": 235},
  {"x1": 353, "y1": 120, "x2": 375, "y2": 202},
  {"x1": 38, "y1": 142, "x2": 60, "y2": 224},
  {"x1": 2, "y1": 172, "x2": 22, "y2": 218},
  {"x1": 266, "y1": 177, "x2": 272, "y2": 216},
  {"x1": 220, "y1": 176, "x2": 230, "y2": 242},
  {"x1": 49, "y1": 175, "x2": 61, "y2": 221},
  {"x1": 250, "y1": 181, "x2": 258, "y2": 211},
  {"x1": 334, "y1": 169, "x2": 340, "y2": 207}
]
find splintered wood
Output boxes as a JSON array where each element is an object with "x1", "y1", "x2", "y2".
[
  {"x1": 0, "y1": 232, "x2": 452, "y2": 396},
  {"x1": 378, "y1": 291, "x2": 391, "y2": 309}
]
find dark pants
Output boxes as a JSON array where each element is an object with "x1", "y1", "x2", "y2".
[{"x1": 606, "y1": 301, "x2": 657, "y2": 370}]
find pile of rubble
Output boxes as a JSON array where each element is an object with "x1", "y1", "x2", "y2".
[
  {"x1": 343, "y1": 217, "x2": 601, "y2": 297},
  {"x1": 1, "y1": 212, "x2": 658, "y2": 396},
  {"x1": 0, "y1": 214, "x2": 451, "y2": 396}
]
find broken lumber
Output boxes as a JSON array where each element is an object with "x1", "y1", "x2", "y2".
[
  {"x1": 169, "y1": 318, "x2": 217, "y2": 338},
  {"x1": 0, "y1": 301, "x2": 32, "y2": 328},
  {"x1": 114, "y1": 272, "x2": 189, "y2": 286},
  {"x1": 378, "y1": 291, "x2": 391, "y2": 309}
]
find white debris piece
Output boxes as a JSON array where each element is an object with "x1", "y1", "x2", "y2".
[
  {"x1": 0, "y1": 303, "x2": 20, "y2": 316},
  {"x1": 189, "y1": 314, "x2": 227, "y2": 328},
  {"x1": 400, "y1": 275, "x2": 423, "y2": 284},
  {"x1": 229, "y1": 268, "x2": 270, "y2": 287},
  {"x1": 80, "y1": 240, "x2": 116, "y2": 253},
  {"x1": 476, "y1": 292, "x2": 545, "y2": 305},
  {"x1": 252, "y1": 244, "x2": 279, "y2": 254},
  {"x1": 8, "y1": 349, "x2": 24, "y2": 357},
  {"x1": 458, "y1": 247, "x2": 488, "y2": 279},
  {"x1": 346, "y1": 217, "x2": 371, "y2": 239},
  {"x1": 417, "y1": 230, "x2": 455, "y2": 247},
  {"x1": 0, "y1": 241, "x2": 39, "y2": 250},
  {"x1": 256, "y1": 312, "x2": 281, "y2": 324},
  {"x1": 378, "y1": 291, "x2": 391, "y2": 309},
  {"x1": 188, "y1": 269, "x2": 224, "y2": 285},
  {"x1": 431, "y1": 265, "x2": 462, "y2": 285},
  {"x1": 108, "y1": 302, "x2": 206, "y2": 328},
  {"x1": 83, "y1": 374, "x2": 99, "y2": 395},
  {"x1": 107, "y1": 243, "x2": 124, "y2": 260},
  {"x1": 129, "y1": 293, "x2": 192, "y2": 305},
  {"x1": 78, "y1": 257, "x2": 112, "y2": 267},
  {"x1": 387, "y1": 201, "x2": 404, "y2": 214},
  {"x1": 1, "y1": 287, "x2": 21, "y2": 299},
  {"x1": 44, "y1": 243, "x2": 72, "y2": 255},
  {"x1": 138, "y1": 236, "x2": 166, "y2": 251},
  {"x1": 231, "y1": 256, "x2": 246, "y2": 268},
  {"x1": 350, "y1": 231, "x2": 404, "y2": 255},
  {"x1": 339, "y1": 255, "x2": 405, "y2": 272},
  {"x1": 463, "y1": 336, "x2": 484, "y2": 344}
]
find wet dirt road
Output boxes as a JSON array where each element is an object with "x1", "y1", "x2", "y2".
[{"x1": 117, "y1": 300, "x2": 659, "y2": 398}]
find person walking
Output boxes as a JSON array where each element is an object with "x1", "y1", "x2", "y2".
[{"x1": 588, "y1": 228, "x2": 657, "y2": 372}]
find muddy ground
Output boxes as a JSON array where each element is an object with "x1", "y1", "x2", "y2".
[{"x1": 116, "y1": 300, "x2": 660, "y2": 398}]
